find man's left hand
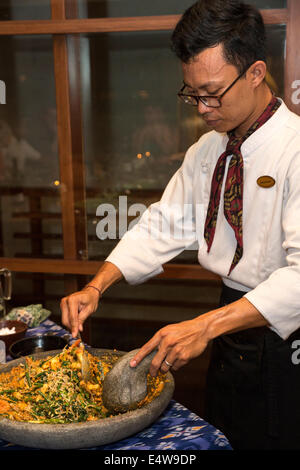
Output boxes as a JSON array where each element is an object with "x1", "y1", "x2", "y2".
[{"x1": 129, "y1": 316, "x2": 210, "y2": 376}]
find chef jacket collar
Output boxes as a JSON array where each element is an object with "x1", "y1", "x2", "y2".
[{"x1": 220, "y1": 99, "x2": 290, "y2": 159}]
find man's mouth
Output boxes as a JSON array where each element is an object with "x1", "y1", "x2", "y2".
[{"x1": 204, "y1": 119, "x2": 220, "y2": 126}]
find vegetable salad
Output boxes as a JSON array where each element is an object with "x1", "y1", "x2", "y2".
[{"x1": 0, "y1": 341, "x2": 165, "y2": 424}]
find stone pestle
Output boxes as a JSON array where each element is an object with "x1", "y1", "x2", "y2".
[{"x1": 102, "y1": 348, "x2": 157, "y2": 413}]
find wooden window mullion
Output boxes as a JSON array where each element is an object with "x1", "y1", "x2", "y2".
[
  {"x1": 285, "y1": 0, "x2": 300, "y2": 115},
  {"x1": 0, "y1": 10, "x2": 288, "y2": 35},
  {"x1": 51, "y1": 0, "x2": 88, "y2": 306}
]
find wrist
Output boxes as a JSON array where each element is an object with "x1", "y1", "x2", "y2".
[{"x1": 84, "y1": 284, "x2": 102, "y2": 298}]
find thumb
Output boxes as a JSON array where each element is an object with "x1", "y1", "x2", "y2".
[{"x1": 77, "y1": 304, "x2": 97, "y2": 329}]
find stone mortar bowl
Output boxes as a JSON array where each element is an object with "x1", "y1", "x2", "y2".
[{"x1": 0, "y1": 348, "x2": 174, "y2": 450}]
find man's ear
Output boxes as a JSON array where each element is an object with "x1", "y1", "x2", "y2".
[{"x1": 247, "y1": 61, "x2": 267, "y2": 89}]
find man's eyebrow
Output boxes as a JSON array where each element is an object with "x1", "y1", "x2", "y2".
[{"x1": 183, "y1": 79, "x2": 222, "y2": 91}]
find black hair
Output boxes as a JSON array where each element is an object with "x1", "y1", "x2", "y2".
[{"x1": 171, "y1": 0, "x2": 266, "y2": 73}]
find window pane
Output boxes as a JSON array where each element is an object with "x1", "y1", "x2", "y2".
[
  {"x1": 266, "y1": 25, "x2": 286, "y2": 98},
  {"x1": 249, "y1": 0, "x2": 286, "y2": 8},
  {"x1": 79, "y1": 25, "x2": 285, "y2": 264},
  {"x1": 79, "y1": 31, "x2": 206, "y2": 263},
  {"x1": 0, "y1": 0, "x2": 50, "y2": 20},
  {"x1": 0, "y1": 36, "x2": 62, "y2": 260},
  {"x1": 76, "y1": 0, "x2": 286, "y2": 18}
]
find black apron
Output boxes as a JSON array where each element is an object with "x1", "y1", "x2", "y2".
[{"x1": 204, "y1": 283, "x2": 300, "y2": 450}]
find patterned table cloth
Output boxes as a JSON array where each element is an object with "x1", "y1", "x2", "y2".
[{"x1": 0, "y1": 320, "x2": 232, "y2": 451}]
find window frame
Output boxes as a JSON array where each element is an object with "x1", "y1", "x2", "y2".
[{"x1": 0, "y1": 0, "x2": 298, "y2": 290}]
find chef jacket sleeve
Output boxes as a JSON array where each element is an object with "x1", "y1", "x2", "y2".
[
  {"x1": 244, "y1": 151, "x2": 300, "y2": 340},
  {"x1": 105, "y1": 143, "x2": 199, "y2": 285}
]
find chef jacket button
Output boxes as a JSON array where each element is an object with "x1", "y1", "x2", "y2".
[{"x1": 201, "y1": 163, "x2": 209, "y2": 173}]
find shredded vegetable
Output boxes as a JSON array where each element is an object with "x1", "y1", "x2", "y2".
[{"x1": 0, "y1": 342, "x2": 165, "y2": 424}]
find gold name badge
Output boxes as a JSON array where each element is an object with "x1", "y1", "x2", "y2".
[{"x1": 257, "y1": 176, "x2": 276, "y2": 188}]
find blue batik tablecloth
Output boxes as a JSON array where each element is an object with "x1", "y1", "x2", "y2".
[{"x1": 0, "y1": 320, "x2": 232, "y2": 451}]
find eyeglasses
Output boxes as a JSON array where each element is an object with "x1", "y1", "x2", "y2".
[{"x1": 177, "y1": 67, "x2": 248, "y2": 108}]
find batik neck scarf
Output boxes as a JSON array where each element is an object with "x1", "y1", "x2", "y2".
[{"x1": 204, "y1": 95, "x2": 281, "y2": 275}]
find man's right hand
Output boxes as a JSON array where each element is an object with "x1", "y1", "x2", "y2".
[
  {"x1": 61, "y1": 286, "x2": 101, "y2": 338},
  {"x1": 60, "y1": 262, "x2": 123, "y2": 337}
]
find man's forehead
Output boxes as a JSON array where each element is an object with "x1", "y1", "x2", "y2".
[{"x1": 181, "y1": 49, "x2": 235, "y2": 90}]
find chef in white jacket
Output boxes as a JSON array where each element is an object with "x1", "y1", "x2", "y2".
[{"x1": 61, "y1": 0, "x2": 300, "y2": 450}]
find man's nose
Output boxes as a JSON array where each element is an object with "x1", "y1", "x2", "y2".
[{"x1": 197, "y1": 100, "x2": 212, "y2": 115}]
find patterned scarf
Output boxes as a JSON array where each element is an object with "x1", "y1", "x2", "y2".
[{"x1": 204, "y1": 95, "x2": 281, "y2": 275}]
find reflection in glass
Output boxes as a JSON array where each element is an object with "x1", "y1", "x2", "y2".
[
  {"x1": 80, "y1": 31, "x2": 206, "y2": 263},
  {"x1": 0, "y1": 0, "x2": 50, "y2": 21},
  {"x1": 77, "y1": 0, "x2": 286, "y2": 18},
  {"x1": 0, "y1": 36, "x2": 62, "y2": 260},
  {"x1": 248, "y1": 0, "x2": 286, "y2": 8},
  {"x1": 80, "y1": 26, "x2": 285, "y2": 263},
  {"x1": 265, "y1": 25, "x2": 286, "y2": 97}
]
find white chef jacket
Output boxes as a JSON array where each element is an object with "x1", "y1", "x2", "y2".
[{"x1": 106, "y1": 99, "x2": 300, "y2": 340}]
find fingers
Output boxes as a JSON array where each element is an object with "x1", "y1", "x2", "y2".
[
  {"x1": 161, "y1": 354, "x2": 188, "y2": 373},
  {"x1": 129, "y1": 331, "x2": 177, "y2": 377},
  {"x1": 60, "y1": 289, "x2": 99, "y2": 337},
  {"x1": 77, "y1": 306, "x2": 94, "y2": 333},
  {"x1": 60, "y1": 297, "x2": 72, "y2": 331},
  {"x1": 129, "y1": 320, "x2": 202, "y2": 376},
  {"x1": 69, "y1": 296, "x2": 83, "y2": 337},
  {"x1": 160, "y1": 357, "x2": 174, "y2": 374},
  {"x1": 129, "y1": 335, "x2": 160, "y2": 371},
  {"x1": 130, "y1": 341, "x2": 183, "y2": 377},
  {"x1": 149, "y1": 344, "x2": 172, "y2": 376},
  {"x1": 157, "y1": 347, "x2": 184, "y2": 374}
]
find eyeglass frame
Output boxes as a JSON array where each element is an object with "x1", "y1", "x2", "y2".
[{"x1": 177, "y1": 65, "x2": 250, "y2": 108}]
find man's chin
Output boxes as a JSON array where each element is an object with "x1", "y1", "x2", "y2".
[
  {"x1": 204, "y1": 119, "x2": 236, "y2": 134},
  {"x1": 205, "y1": 119, "x2": 225, "y2": 132}
]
